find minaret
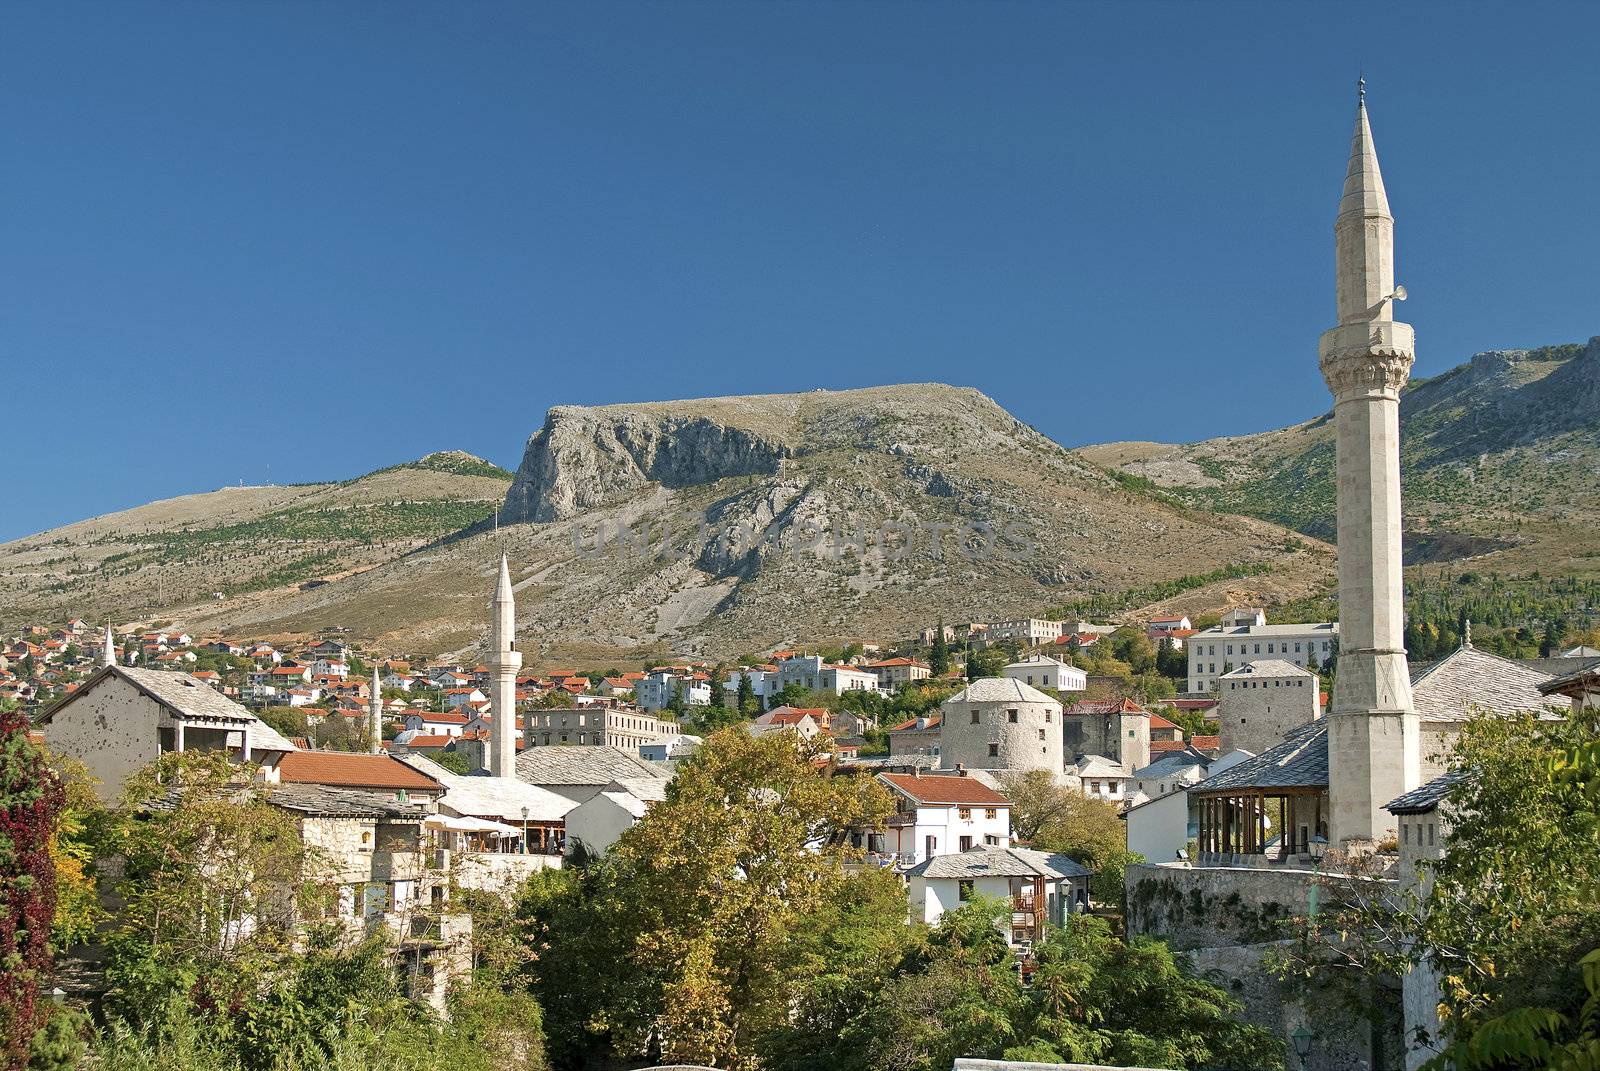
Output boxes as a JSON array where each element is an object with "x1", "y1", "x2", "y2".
[
  {"x1": 1319, "y1": 81, "x2": 1420, "y2": 847},
  {"x1": 488, "y1": 554, "x2": 522, "y2": 778},
  {"x1": 103, "y1": 626, "x2": 117, "y2": 667},
  {"x1": 369, "y1": 664, "x2": 383, "y2": 754}
]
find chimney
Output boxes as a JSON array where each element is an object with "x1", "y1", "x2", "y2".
[
  {"x1": 911, "y1": 766, "x2": 921, "y2": 778},
  {"x1": 955, "y1": 763, "x2": 967, "y2": 777}
]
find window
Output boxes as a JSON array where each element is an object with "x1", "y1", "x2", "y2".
[
  {"x1": 958, "y1": 879, "x2": 974, "y2": 901},
  {"x1": 971, "y1": 710, "x2": 981, "y2": 724},
  {"x1": 1007, "y1": 709, "x2": 1018, "y2": 723},
  {"x1": 926, "y1": 835, "x2": 937, "y2": 856},
  {"x1": 985, "y1": 808, "x2": 997, "y2": 819},
  {"x1": 1045, "y1": 712, "x2": 1052, "y2": 723},
  {"x1": 959, "y1": 835, "x2": 973, "y2": 851},
  {"x1": 1403, "y1": 823, "x2": 1410, "y2": 844},
  {"x1": 985, "y1": 834, "x2": 999, "y2": 846},
  {"x1": 958, "y1": 807, "x2": 972, "y2": 820},
  {"x1": 1038, "y1": 728, "x2": 1046, "y2": 740},
  {"x1": 988, "y1": 743, "x2": 999, "y2": 757},
  {"x1": 1427, "y1": 823, "x2": 1435, "y2": 846}
]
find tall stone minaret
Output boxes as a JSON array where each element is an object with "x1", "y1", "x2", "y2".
[
  {"x1": 488, "y1": 553, "x2": 522, "y2": 778},
  {"x1": 1318, "y1": 82, "x2": 1420, "y2": 847},
  {"x1": 103, "y1": 626, "x2": 117, "y2": 667},
  {"x1": 368, "y1": 663, "x2": 383, "y2": 754}
]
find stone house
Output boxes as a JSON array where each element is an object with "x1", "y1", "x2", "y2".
[{"x1": 35, "y1": 665, "x2": 297, "y2": 803}]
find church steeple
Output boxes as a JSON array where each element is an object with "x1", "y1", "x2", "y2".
[{"x1": 1335, "y1": 81, "x2": 1397, "y2": 327}]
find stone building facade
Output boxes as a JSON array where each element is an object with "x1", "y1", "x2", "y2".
[
  {"x1": 938, "y1": 677, "x2": 1063, "y2": 775},
  {"x1": 1217, "y1": 659, "x2": 1321, "y2": 757}
]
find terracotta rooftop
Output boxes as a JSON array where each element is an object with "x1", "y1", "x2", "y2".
[
  {"x1": 276, "y1": 751, "x2": 443, "y2": 793},
  {"x1": 879, "y1": 772, "x2": 1009, "y2": 806}
]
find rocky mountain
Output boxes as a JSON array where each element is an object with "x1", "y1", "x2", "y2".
[
  {"x1": 0, "y1": 452, "x2": 512, "y2": 630},
  {"x1": 59, "y1": 385, "x2": 1329, "y2": 663},
  {"x1": 1079, "y1": 337, "x2": 1600, "y2": 577}
]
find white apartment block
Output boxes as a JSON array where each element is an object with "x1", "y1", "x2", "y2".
[
  {"x1": 981, "y1": 618, "x2": 1065, "y2": 645},
  {"x1": 526, "y1": 706, "x2": 677, "y2": 751},
  {"x1": 635, "y1": 671, "x2": 712, "y2": 711},
  {"x1": 1186, "y1": 620, "x2": 1339, "y2": 692},
  {"x1": 1002, "y1": 654, "x2": 1087, "y2": 693},
  {"x1": 776, "y1": 655, "x2": 879, "y2": 696},
  {"x1": 721, "y1": 667, "x2": 781, "y2": 706}
]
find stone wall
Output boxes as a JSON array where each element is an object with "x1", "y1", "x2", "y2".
[
  {"x1": 453, "y1": 850, "x2": 562, "y2": 893},
  {"x1": 1126, "y1": 861, "x2": 1312, "y2": 952}
]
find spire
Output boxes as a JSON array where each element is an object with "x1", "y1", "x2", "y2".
[
  {"x1": 1333, "y1": 81, "x2": 1397, "y2": 327},
  {"x1": 369, "y1": 663, "x2": 383, "y2": 754},
  {"x1": 103, "y1": 625, "x2": 117, "y2": 667},
  {"x1": 1463, "y1": 619, "x2": 1472, "y2": 648},
  {"x1": 1340, "y1": 83, "x2": 1391, "y2": 222},
  {"x1": 488, "y1": 553, "x2": 522, "y2": 778}
]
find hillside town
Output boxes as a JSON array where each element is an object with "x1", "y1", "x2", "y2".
[{"x1": 6, "y1": 21, "x2": 1600, "y2": 1071}]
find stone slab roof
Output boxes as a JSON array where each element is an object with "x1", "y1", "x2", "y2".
[
  {"x1": 942, "y1": 677, "x2": 1059, "y2": 706},
  {"x1": 267, "y1": 783, "x2": 431, "y2": 819},
  {"x1": 400, "y1": 755, "x2": 578, "y2": 822},
  {"x1": 38, "y1": 665, "x2": 297, "y2": 754},
  {"x1": 1385, "y1": 769, "x2": 1469, "y2": 815},
  {"x1": 1133, "y1": 751, "x2": 1211, "y2": 780},
  {"x1": 1221, "y1": 659, "x2": 1315, "y2": 679},
  {"x1": 514, "y1": 744, "x2": 670, "y2": 787},
  {"x1": 1191, "y1": 720, "x2": 1328, "y2": 793},
  {"x1": 1408, "y1": 644, "x2": 1561, "y2": 723},
  {"x1": 906, "y1": 846, "x2": 1091, "y2": 881}
]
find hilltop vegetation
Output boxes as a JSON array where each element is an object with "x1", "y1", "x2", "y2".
[{"x1": 1079, "y1": 337, "x2": 1600, "y2": 579}]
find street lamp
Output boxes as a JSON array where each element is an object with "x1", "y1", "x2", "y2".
[
  {"x1": 1307, "y1": 834, "x2": 1328, "y2": 919},
  {"x1": 521, "y1": 806, "x2": 530, "y2": 854},
  {"x1": 1290, "y1": 1026, "x2": 1314, "y2": 1069}
]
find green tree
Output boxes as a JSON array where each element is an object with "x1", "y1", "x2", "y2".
[
  {"x1": 999, "y1": 770, "x2": 1141, "y2": 905},
  {"x1": 522, "y1": 730, "x2": 896, "y2": 1068},
  {"x1": 736, "y1": 671, "x2": 756, "y2": 715},
  {"x1": 930, "y1": 624, "x2": 950, "y2": 677}
]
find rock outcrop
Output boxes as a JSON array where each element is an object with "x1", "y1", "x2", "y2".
[{"x1": 502, "y1": 408, "x2": 790, "y2": 523}]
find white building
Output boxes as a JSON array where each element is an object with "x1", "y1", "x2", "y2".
[
  {"x1": 981, "y1": 618, "x2": 1065, "y2": 646},
  {"x1": 1185, "y1": 619, "x2": 1339, "y2": 692},
  {"x1": 871, "y1": 770, "x2": 1011, "y2": 868},
  {"x1": 1002, "y1": 654, "x2": 1087, "y2": 693},
  {"x1": 776, "y1": 654, "x2": 880, "y2": 696},
  {"x1": 639, "y1": 734, "x2": 701, "y2": 762},
  {"x1": 905, "y1": 847, "x2": 1091, "y2": 946},
  {"x1": 1067, "y1": 754, "x2": 1132, "y2": 804},
  {"x1": 721, "y1": 666, "x2": 781, "y2": 706},
  {"x1": 564, "y1": 777, "x2": 670, "y2": 858},
  {"x1": 525, "y1": 706, "x2": 677, "y2": 751},
  {"x1": 1123, "y1": 749, "x2": 1254, "y2": 863},
  {"x1": 635, "y1": 670, "x2": 711, "y2": 711}
]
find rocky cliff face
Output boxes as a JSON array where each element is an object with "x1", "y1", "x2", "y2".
[
  {"x1": 502, "y1": 407, "x2": 790, "y2": 523},
  {"x1": 169, "y1": 384, "x2": 1329, "y2": 662}
]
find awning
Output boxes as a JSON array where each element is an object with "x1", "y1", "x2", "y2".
[{"x1": 424, "y1": 814, "x2": 522, "y2": 837}]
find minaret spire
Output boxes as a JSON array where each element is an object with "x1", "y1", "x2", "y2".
[
  {"x1": 1319, "y1": 85, "x2": 1420, "y2": 848},
  {"x1": 487, "y1": 553, "x2": 522, "y2": 778},
  {"x1": 103, "y1": 625, "x2": 117, "y2": 668},
  {"x1": 369, "y1": 663, "x2": 383, "y2": 754}
]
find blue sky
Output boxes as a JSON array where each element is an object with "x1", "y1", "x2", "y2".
[{"x1": 4, "y1": 2, "x2": 1597, "y2": 542}]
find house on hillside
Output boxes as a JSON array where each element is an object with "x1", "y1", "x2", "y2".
[
  {"x1": 905, "y1": 847, "x2": 1090, "y2": 945},
  {"x1": 860, "y1": 770, "x2": 1011, "y2": 868},
  {"x1": 36, "y1": 665, "x2": 297, "y2": 803}
]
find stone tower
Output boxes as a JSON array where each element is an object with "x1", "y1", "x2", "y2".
[
  {"x1": 488, "y1": 553, "x2": 522, "y2": 778},
  {"x1": 368, "y1": 663, "x2": 383, "y2": 754},
  {"x1": 1319, "y1": 83, "x2": 1420, "y2": 846},
  {"x1": 938, "y1": 678, "x2": 1063, "y2": 775}
]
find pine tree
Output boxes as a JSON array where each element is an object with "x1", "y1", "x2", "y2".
[
  {"x1": 930, "y1": 624, "x2": 950, "y2": 677},
  {"x1": 736, "y1": 673, "x2": 755, "y2": 716}
]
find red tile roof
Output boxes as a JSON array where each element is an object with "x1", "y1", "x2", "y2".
[
  {"x1": 888, "y1": 714, "x2": 941, "y2": 732},
  {"x1": 880, "y1": 773, "x2": 1009, "y2": 807},
  {"x1": 275, "y1": 751, "x2": 443, "y2": 793},
  {"x1": 1191, "y1": 735, "x2": 1220, "y2": 752},
  {"x1": 400, "y1": 734, "x2": 455, "y2": 748},
  {"x1": 1147, "y1": 713, "x2": 1179, "y2": 731}
]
